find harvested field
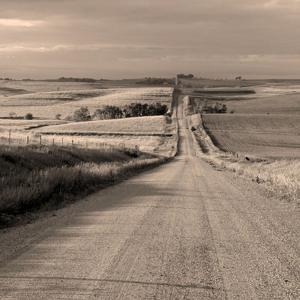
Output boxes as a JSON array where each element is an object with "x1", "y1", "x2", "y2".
[
  {"x1": 0, "y1": 119, "x2": 67, "y2": 131},
  {"x1": 0, "y1": 89, "x2": 111, "y2": 106},
  {"x1": 226, "y1": 93, "x2": 300, "y2": 114},
  {"x1": 33, "y1": 116, "x2": 176, "y2": 156},
  {"x1": 37, "y1": 116, "x2": 168, "y2": 135},
  {"x1": 0, "y1": 80, "x2": 104, "y2": 93},
  {"x1": 202, "y1": 114, "x2": 300, "y2": 159}
]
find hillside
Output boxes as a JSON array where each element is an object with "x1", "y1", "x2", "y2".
[{"x1": 202, "y1": 114, "x2": 300, "y2": 159}]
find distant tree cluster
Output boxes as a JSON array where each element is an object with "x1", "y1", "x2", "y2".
[
  {"x1": 94, "y1": 103, "x2": 168, "y2": 120},
  {"x1": 70, "y1": 103, "x2": 168, "y2": 121},
  {"x1": 72, "y1": 107, "x2": 92, "y2": 121},
  {"x1": 94, "y1": 106, "x2": 123, "y2": 120},
  {"x1": 201, "y1": 102, "x2": 227, "y2": 114},
  {"x1": 7, "y1": 112, "x2": 34, "y2": 119},
  {"x1": 24, "y1": 113, "x2": 34, "y2": 120},
  {"x1": 177, "y1": 74, "x2": 194, "y2": 79},
  {"x1": 193, "y1": 101, "x2": 228, "y2": 114},
  {"x1": 57, "y1": 77, "x2": 97, "y2": 83},
  {"x1": 136, "y1": 77, "x2": 174, "y2": 85}
]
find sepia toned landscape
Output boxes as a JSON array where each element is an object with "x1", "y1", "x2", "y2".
[{"x1": 0, "y1": 1, "x2": 299, "y2": 299}]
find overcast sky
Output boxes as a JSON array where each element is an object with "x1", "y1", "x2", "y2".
[{"x1": 1, "y1": 0, "x2": 300, "y2": 79}]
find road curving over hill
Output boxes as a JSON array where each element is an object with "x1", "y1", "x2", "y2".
[{"x1": 0, "y1": 95, "x2": 299, "y2": 299}]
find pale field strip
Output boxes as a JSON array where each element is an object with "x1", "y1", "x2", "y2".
[
  {"x1": 36, "y1": 115, "x2": 169, "y2": 135},
  {"x1": 0, "y1": 119, "x2": 68, "y2": 131},
  {"x1": 0, "y1": 89, "x2": 114, "y2": 106},
  {"x1": 32, "y1": 115, "x2": 176, "y2": 155},
  {"x1": 0, "y1": 131, "x2": 174, "y2": 155},
  {"x1": 0, "y1": 80, "x2": 103, "y2": 93}
]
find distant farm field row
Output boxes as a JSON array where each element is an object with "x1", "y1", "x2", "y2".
[{"x1": 36, "y1": 116, "x2": 169, "y2": 135}]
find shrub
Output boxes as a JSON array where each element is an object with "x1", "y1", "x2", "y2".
[
  {"x1": 24, "y1": 113, "x2": 33, "y2": 120},
  {"x1": 73, "y1": 106, "x2": 91, "y2": 121},
  {"x1": 199, "y1": 102, "x2": 227, "y2": 114}
]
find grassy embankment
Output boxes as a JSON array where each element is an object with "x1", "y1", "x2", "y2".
[
  {"x1": 187, "y1": 104, "x2": 300, "y2": 203},
  {"x1": 0, "y1": 145, "x2": 167, "y2": 224}
]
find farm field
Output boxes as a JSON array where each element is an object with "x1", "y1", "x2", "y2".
[
  {"x1": 0, "y1": 80, "x2": 103, "y2": 94},
  {"x1": 188, "y1": 84, "x2": 300, "y2": 201},
  {"x1": 37, "y1": 116, "x2": 169, "y2": 135},
  {"x1": 191, "y1": 81, "x2": 300, "y2": 159},
  {"x1": 0, "y1": 82, "x2": 175, "y2": 156},
  {"x1": 180, "y1": 77, "x2": 300, "y2": 89},
  {"x1": 0, "y1": 84, "x2": 172, "y2": 119},
  {"x1": 0, "y1": 119, "x2": 68, "y2": 132},
  {"x1": 0, "y1": 78, "x2": 171, "y2": 95},
  {"x1": 202, "y1": 114, "x2": 300, "y2": 159},
  {"x1": 226, "y1": 93, "x2": 300, "y2": 114}
]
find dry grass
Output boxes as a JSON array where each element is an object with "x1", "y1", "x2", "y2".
[
  {"x1": 202, "y1": 154, "x2": 300, "y2": 203},
  {"x1": 37, "y1": 115, "x2": 168, "y2": 135},
  {"x1": 0, "y1": 144, "x2": 167, "y2": 220},
  {"x1": 0, "y1": 116, "x2": 176, "y2": 156},
  {"x1": 191, "y1": 120, "x2": 300, "y2": 202}
]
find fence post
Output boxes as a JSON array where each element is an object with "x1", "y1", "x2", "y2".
[
  {"x1": 39, "y1": 135, "x2": 42, "y2": 146},
  {"x1": 52, "y1": 138, "x2": 55, "y2": 146},
  {"x1": 8, "y1": 130, "x2": 11, "y2": 145},
  {"x1": 72, "y1": 139, "x2": 74, "y2": 147},
  {"x1": 26, "y1": 136, "x2": 29, "y2": 145}
]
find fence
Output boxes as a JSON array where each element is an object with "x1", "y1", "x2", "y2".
[{"x1": 0, "y1": 130, "x2": 140, "y2": 153}]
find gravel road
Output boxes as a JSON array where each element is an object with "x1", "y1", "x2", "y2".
[{"x1": 0, "y1": 97, "x2": 299, "y2": 299}]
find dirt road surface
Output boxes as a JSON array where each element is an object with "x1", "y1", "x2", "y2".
[{"x1": 0, "y1": 97, "x2": 299, "y2": 299}]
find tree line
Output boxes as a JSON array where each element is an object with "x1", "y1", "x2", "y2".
[{"x1": 72, "y1": 102, "x2": 168, "y2": 121}]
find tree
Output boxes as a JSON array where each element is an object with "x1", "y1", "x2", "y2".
[{"x1": 73, "y1": 106, "x2": 91, "y2": 121}]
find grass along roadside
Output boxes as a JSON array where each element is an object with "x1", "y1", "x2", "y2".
[
  {"x1": 0, "y1": 145, "x2": 168, "y2": 226},
  {"x1": 188, "y1": 114, "x2": 299, "y2": 203},
  {"x1": 204, "y1": 154, "x2": 299, "y2": 203}
]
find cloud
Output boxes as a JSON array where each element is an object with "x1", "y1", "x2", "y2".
[
  {"x1": 0, "y1": 18, "x2": 44, "y2": 28},
  {"x1": 0, "y1": 0, "x2": 299, "y2": 78}
]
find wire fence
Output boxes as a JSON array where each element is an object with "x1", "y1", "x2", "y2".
[{"x1": 0, "y1": 130, "x2": 140, "y2": 153}]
